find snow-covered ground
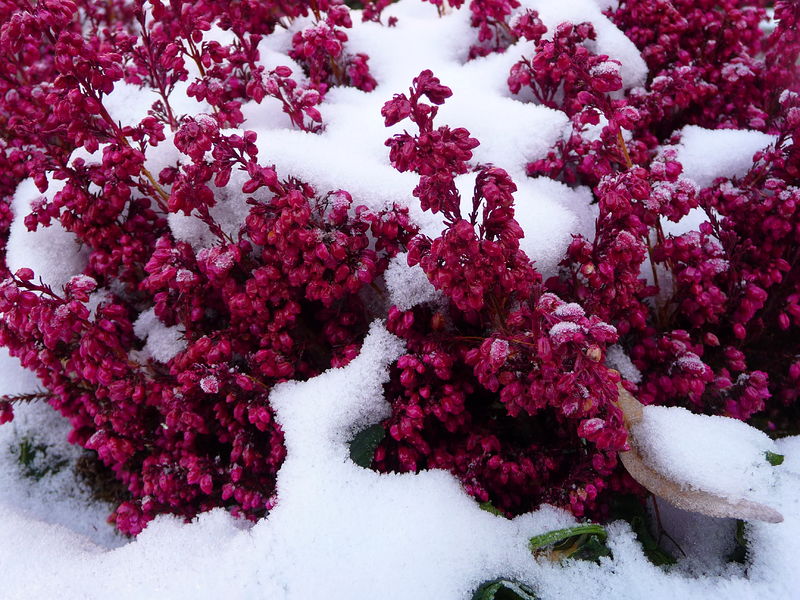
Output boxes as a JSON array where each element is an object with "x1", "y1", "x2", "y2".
[{"x1": 0, "y1": 1, "x2": 795, "y2": 598}]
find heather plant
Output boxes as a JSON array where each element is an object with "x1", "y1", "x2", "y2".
[
  {"x1": 609, "y1": 0, "x2": 772, "y2": 132},
  {"x1": 507, "y1": 2, "x2": 800, "y2": 429},
  {"x1": 0, "y1": 178, "x2": 414, "y2": 536},
  {"x1": 377, "y1": 71, "x2": 629, "y2": 519},
  {"x1": 366, "y1": 0, "x2": 800, "y2": 518},
  {"x1": 0, "y1": 0, "x2": 799, "y2": 539},
  {"x1": 644, "y1": 91, "x2": 800, "y2": 424},
  {"x1": 0, "y1": 0, "x2": 414, "y2": 534}
]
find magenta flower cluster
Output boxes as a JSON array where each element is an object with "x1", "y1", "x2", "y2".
[
  {"x1": 0, "y1": 0, "x2": 412, "y2": 534},
  {"x1": 377, "y1": 71, "x2": 628, "y2": 517},
  {"x1": 373, "y1": 1, "x2": 800, "y2": 518},
  {"x1": 503, "y1": 0, "x2": 800, "y2": 427},
  {"x1": 0, "y1": 0, "x2": 799, "y2": 532}
]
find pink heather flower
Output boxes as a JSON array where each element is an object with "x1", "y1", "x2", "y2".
[{"x1": 199, "y1": 376, "x2": 220, "y2": 394}]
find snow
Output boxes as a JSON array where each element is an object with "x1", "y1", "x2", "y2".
[
  {"x1": 553, "y1": 302, "x2": 586, "y2": 319},
  {"x1": 1, "y1": 326, "x2": 800, "y2": 598},
  {"x1": 549, "y1": 321, "x2": 583, "y2": 344},
  {"x1": 661, "y1": 126, "x2": 776, "y2": 239},
  {"x1": 170, "y1": 0, "x2": 587, "y2": 259},
  {"x1": 0, "y1": 324, "x2": 558, "y2": 598},
  {"x1": 632, "y1": 405, "x2": 778, "y2": 503},
  {"x1": 674, "y1": 126, "x2": 776, "y2": 189},
  {"x1": 0, "y1": 348, "x2": 122, "y2": 550},
  {"x1": 512, "y1": 178, "x2": 588, "y2": 276},
  {"x1": 384, "y1": 253, "x2": 441, "y2": 311},
  {"x1": 522, "y1": 0, "x2": 648, "y2": 90},
  {"x1": 132, "y1": 308, "x2": 187, "y2": 364},
  {"x1": 166, "y1": 138, "x2": 267, "y2": 250},
  {"x1": 606, "y1": 344, "x2": 642, "y2": 383},
  {"x1": 448, "y1": 173, "x2": 586, "y2": 276}
]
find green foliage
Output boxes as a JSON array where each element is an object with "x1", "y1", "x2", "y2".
[
  {"x1": 568, "y1": 532, "x2": 614, "y2": 563},
  {"x1": 349, "y1": 424, "x2": 385, "y2": 467},
  {"x1": 728, "y1": 520, "x2": 749, "y2": 564},
  {"x1": 471, "y1": 579, "x2": 539, "y2": 600},
  {"x1": 765, "y1": 451, "x2": 784, "y2": 466},
  {"x1": 478, "y1": 501, "x2": 505, "y2": 517},
  {"x1": 11, "y1": 436, "x2": 69, "y2": 480},
  {"x1": 529, "y1": 523, "x2": 612, "y2": 563},
  {"x1": 528, "y1": 523, "x2": 607, "y2": 550}
]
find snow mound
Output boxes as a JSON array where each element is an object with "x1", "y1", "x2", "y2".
[
  {"x1": 632, "y1": 405, "x2": 778, "y2": 503},
  {"x1": 1, "y1": 326, "x2": 799, "y2": 599},
  {"x1": 674, "y1": 126, "x2": 776, "y2": 189},
  {"x1": 0, "y1": 324, "x2": 556, "y2": 598}
]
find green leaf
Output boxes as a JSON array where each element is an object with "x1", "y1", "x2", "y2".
[
  {"x1": 765, "y1": 451, "x2": 784, "y2": 466},
  {"x1": 528, "y1": 523, "x2": 607, "y2": 551},
  {"x1": 528, "y1": 524, "x2": 612, "y2": 564},
  {"x1": 348, "y1": 424, "x2": 385, "y2": 468},
  {"x1": 479, "y1": 501, "x2": 505, "y2": 517},
  {"x1": 11, "y1": 436, "x2": 69, "y2": 481},
  {"x1": 728, "y1": 519, "x2": 748, "y2": 564},
  {"x1": 568, "y1": 534, "x2": 613, "y2": 563},
  {"x1": 471, "y1": 579, "x2": 539, "y2": 600},
  {"x1": 735, "y1": 519, "x2": 747, "y2": 546}
]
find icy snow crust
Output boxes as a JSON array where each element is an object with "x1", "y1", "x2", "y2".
[{"x1": 1, "y1": 0, "x2": 796, "y2": 598}]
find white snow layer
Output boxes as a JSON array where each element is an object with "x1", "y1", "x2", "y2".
[
  {"x1": 1, "y1": 1, "x2": 797, "y2": 599},
  {"x1": 662, "y1": 126, "x2": 775, "y2": 238},
  {"x1": 632, "y1": 405, "x2": 778, "y2": 503},
  {"x1": 674, "y1": 126, "x2": 776, "y2": 189},
  {"x1": 605, "y1": 344, "x2": 642, "y2": 384},
  {"x1": 384, "y1": 253, "x2": 440, "y2": 311}
]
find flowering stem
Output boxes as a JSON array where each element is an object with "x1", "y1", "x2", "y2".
[
  {"x1": 137, "y1": 14, "x2": 179, "y2": 130},
  {"x1": 92, "y1": 97, "x2": 171, "y2": 210},
  {"x1": 185, "y1": 38, "x2": 207, "y2": 78},
  {"x1": 309, "y1": 0, "x2": 322, "y2": 21},
  {"x1": 0, "y1": 391, "x2": 51, "y2": 404},
  {"x1": 615, "y1": 127, "x2": 663, "y2": 303},
  {"x1": 616, "y1": 128, "x2": 633, "y2": 169},
  {"x1": 329, "y1": 56, "x2": 345, "y2": 86},
  {"x1": 139, "y1": 166, "x2": 171, "y2": 207}
]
